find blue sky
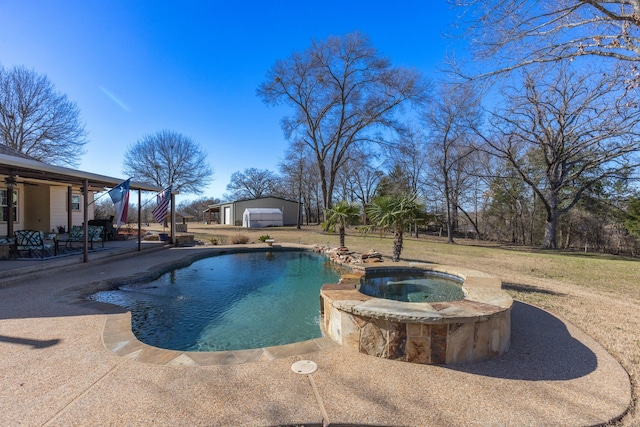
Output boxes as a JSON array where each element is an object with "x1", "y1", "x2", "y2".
[{"x1": 0, "y1": 1, "x2": 461, "y2": 202}]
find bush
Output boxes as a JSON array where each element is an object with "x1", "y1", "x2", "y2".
[
  {"x1": 258, "y1": 234, "x2": 272, "y2": 242},
  {"x1": 231, "y1": 234, "x2": 250, "y2": 244},
  {"x1": 208, "y1": 235, "x2": 226, "y2": 245}
]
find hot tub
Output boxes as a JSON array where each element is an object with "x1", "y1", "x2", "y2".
[{"x1": 319, "y1": 263, "x2": 512, "y2": 365}]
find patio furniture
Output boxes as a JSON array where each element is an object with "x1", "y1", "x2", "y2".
[
  {"x1": 14, "y1": 230, "x2": 55, "y2": 258},
  {"x1": 88, "y1": 217, "x2": 116, "y2": 241},
  {"x1": 44, "y1": 233, "x2": 59, "y2": 256},
  {"x1": 0, "y1": 237, "x2": 16, "y2": 259},
  {"x1": 60, "y1": 225, "x2": 105, "y2": 249}
]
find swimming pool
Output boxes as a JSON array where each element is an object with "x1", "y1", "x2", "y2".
[{"x1": 90, "y1": 250, "x2": 346, "y2": 351}]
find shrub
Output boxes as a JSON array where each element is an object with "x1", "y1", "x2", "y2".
[
  {"x1": 231, "y1": 234, "x2": 250, "y2": 244},
  {"x1": 210, "y1": 235, "x2": 227, "y2": 245},
  {"x1": 258, "y1": 234, "x2": 272, "y2": 242}
]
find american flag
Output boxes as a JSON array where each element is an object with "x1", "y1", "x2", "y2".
[{"x1": 152, "y1": 186, "x2": 171, "y2": 224}]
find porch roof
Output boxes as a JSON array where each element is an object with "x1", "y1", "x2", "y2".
[{"x1": 0, "y1": 152, "x2": 161, "y2": 192}]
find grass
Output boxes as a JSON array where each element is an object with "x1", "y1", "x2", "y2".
[{"x1": 160, "y1": 223, "x2": 640, "y2": 425}]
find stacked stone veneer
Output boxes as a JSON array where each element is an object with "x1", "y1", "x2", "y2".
[{"x1": 320, "y1": 264, "x2": 512, "y2": 365}]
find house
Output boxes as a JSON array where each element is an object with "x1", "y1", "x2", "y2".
[
  {"x1": 205, "y1": 196, "x2": 301, "y2": 227},
  {"x1": 0, "y1": 145, "x2": 161, "y2": 242}
]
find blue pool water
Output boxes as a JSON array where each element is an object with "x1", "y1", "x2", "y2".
[{"x1": 90, "y1": 250, "x2": 346, "y2": 351}]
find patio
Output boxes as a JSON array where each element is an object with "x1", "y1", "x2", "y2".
[
  {"x1": 0, "y1": 243, "x2": 631, "y2": 426},
  {"x1": 0, "y1": 236, "x2": 165, "y2": 285}
]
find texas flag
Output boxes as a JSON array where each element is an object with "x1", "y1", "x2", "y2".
[{"x1": 108, "y1": 179, "x2": 130, "y2": 228}]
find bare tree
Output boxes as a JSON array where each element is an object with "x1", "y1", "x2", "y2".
[
  {"x1": 277, "y1": 141, "x2": 320, "y2": 228},
  {"x1": 0, "y1": 66, "x2": 87, "y2": 166},
  {"x1": 335, "y1": 145, "x2": 383, "y2": 223},
  {"x1": 123, "y1": 129, "x2": 213, "y2": 194},
  {"x1": 474, "y1": 64, "x2": 640, "y2": 249},
  {"x1": 383, "y1": 125, "x2": 429, "y2": 197},
  {"x1": 257, "y1": 31, "x2": 429, "y2": 209},
  {"x1": 225, "y1": 168, "x2": 278, "y2": 200},
  {"x1": 176, "y1": 197, "x2": 220, "y2": 222},
  {"x1": 450, "y1": 0, "x2": 640, "y2": 79},
  {"x1": 423, "y1": 83, "x2": 481, "y2": 243},
  {"x1": 93, "y1": 197, "x2": 115, "y2": 220}
]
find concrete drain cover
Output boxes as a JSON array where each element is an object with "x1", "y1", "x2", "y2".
[{"x1": 291, "y1": 360, "x2": 318, "y2": 375}]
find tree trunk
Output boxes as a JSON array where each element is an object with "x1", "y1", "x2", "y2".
[
  {"x1": 392, "y1": 229, "x2": 403, "y2": 262},
  {"x1": 529, "y1": 193, "x2": 536, "y2": 245},
  {"x1": 317, "y1": 160, "x2": 329, "y2": 210},
  {"x1": 564, "y1": 222, "x2": 572, "y2": 249},
  {"x1": 445, "y1": 188, "x2": 455, "y2": 244},
  {"x1": 543, "y1": 210, "x2": 559, "y2": 249},
  {"x1": 339, "y1": 226, "x2": 346, "y2": 248}
]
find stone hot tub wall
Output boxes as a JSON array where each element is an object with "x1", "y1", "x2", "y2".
[{"x1": 319, "y1": 264, "x2": 513, "y2": 365}]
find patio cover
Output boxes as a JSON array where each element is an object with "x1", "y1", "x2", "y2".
[{"x1": 0, "y1": 150, "x2": 164, "y2": 261}]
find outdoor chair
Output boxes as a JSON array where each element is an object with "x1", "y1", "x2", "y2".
[
  {"x1": 88, "y1": 216, "x2": 116, "y2": 241},
  {"x1": 14, "y1": 230, "x2": 53, "y2": 258},
  {"x1": 61, "y1": 225, "x2": 105, "y2": 249}
]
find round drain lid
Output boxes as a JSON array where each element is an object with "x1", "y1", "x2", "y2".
[{"x1": 291, "y1": 360, "x2": 317, "y2": 375}]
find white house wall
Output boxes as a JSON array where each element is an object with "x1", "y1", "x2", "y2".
[
  {"x1": 50, "y1": 187, "x2": 68, "y2": 231},
  {"x1": 49, "y1": 187, "x2": 94, "y2": 232}
]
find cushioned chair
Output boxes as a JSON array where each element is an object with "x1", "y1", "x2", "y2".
[
  {"x1": 14, "y1": 230, "x2": 53, "y2": 258},
  {"x1": 62, "y1": 225, "x2": 104, "y2": 249}
]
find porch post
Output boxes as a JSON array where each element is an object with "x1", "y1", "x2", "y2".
[
  {"x1": 137, "y1": 189, "x2": 141, "y2": 251},
  {"x1": 5, "y1": 174, "x2": 16, "y2": 238},
  {"x1": 170, "y1": 191, "x2": 176, "y2": 245},
  {"x1": 83, "y1": 179, "x2": 88, "y2": 263},
  {"x1": 67, "y1": 186, "x2": 73, "y2": 233}
]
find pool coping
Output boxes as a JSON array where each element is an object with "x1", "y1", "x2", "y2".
[{"x1": 100, "y1": 310, "x2": 341, "y2": 366}]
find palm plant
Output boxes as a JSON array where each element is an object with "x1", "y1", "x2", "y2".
[
  {"x1": 322, "y1": 200, "x2": 361, "y2": 247},
  {"x1": 366, "y1": 194, "x2": 424, "y2": 262}
]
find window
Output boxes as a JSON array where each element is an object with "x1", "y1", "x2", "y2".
[
  {"x1": 71, "y1": 194, "x2": 81, "y2": 211},
  {"x1": 0, "y1": 189, "x2": 18, "y2": 222}
]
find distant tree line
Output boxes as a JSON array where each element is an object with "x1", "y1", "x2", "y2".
[
  {"x1": 221, "y1": 30, "x2": 640, "y2": 255},
  {"x1": 4, "y1": 24, "x2": 640, "y2": 255}
]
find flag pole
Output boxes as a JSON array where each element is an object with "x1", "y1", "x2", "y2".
[
  {"x1": 140, "y1": 185, "x2": 173, "y2": 209},
  {"x1": 88, "y1": 177, "x2": 134, "y2": 207},
  {"x1": 87, "y1": 188, "x2": 111, "y2": 207}
]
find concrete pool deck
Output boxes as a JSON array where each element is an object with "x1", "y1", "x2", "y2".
[{"x1": 0, "y1": 244, "x2": 631, "y2": 426}]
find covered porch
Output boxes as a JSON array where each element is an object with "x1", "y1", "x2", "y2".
[{"x1": 1, "y1": 149, "x2": 163, "y2": 262}]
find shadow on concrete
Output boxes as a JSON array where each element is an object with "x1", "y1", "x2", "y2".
[
  {"x1": 0, "y1": 334, "x2": 61, "y2": 349},
  {"x1": 449, "y1": 301, "x2": 598, "y2": 381}
]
